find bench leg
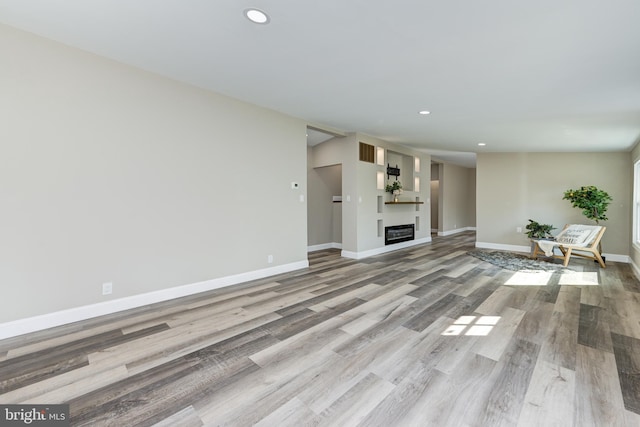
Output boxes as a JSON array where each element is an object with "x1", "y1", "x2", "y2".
[
  {"x1": 593, "y1": 251, "x2": 606, "y2": 268},
  {"x1": 531, "y1": 242, "x2": 541, "y2": 259},
  {"x1": 563, "y1": 248, "x2": 572, "y2": 267}
]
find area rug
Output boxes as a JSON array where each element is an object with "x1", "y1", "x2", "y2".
[{"x1": 468, "y1": 250, "x2": 576, "y2": 272}]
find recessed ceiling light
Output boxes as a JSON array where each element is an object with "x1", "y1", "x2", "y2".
[
  {"x1": 418, "y1": 110, "x2": 431, "y2": 115},
  {"x1": 478, "y1": 143, "x2": 486, "y2": 146},
  {"x1": 244, "y1": 8, "x2": 270, "y2": 24}
]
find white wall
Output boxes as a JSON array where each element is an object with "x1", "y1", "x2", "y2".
[
  {"x1": 0, "y1": 24, "x2": 308, "y2": 324},
  {"x1": 476, "y1": 152, "x2": 630, "y2": 257}
]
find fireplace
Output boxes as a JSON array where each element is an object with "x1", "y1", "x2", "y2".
[{"x1": 385, "y1": 224, "x2": 415, "y2": 245}]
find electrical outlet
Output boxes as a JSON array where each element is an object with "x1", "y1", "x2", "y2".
[
  {"x1": 267, "y1": 254, "x2": 273, "y2": 264},
  {"x1": 516, "y1": 227, "x2": 522, "y2": 233},
  {"x1": 102, "y1": 282, "x2": 113, "y2": 295}
]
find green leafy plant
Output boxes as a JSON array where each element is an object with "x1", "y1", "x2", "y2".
[
  {"x1": 525, "y1": 219, "x2": 555, "y2": 239},
  {"x1": 385, "y1": 181, "x2": 403, "y2": 194},
  {"x1": 563, "y1": 186, "x2": 612, "y2": 224}
]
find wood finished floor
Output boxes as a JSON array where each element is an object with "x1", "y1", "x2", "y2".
[{"x1": 2, "y1": 232, "x2": 640, "y2": 426}]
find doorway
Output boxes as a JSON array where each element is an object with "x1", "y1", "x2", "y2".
[{"x1": 307, "y1": 164, "x2": 343, "y2": 250}]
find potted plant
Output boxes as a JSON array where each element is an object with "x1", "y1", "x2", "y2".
[
  {"x1": 385, "y1": 181, "x2": 403, "y2": 202},
  {"x1": 562, "y1": 186, "x2": 612, "y2": 224},
  {"x1": 563, "y1": 185, "x2": 612, "y2": 258},
  {"x1": 525, "y1": 219, "x2": 555, "y2": 239}
]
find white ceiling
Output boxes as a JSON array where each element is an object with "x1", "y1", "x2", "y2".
[{"x1": 2, "y1": 0, "x2": 640, "y2": 164}]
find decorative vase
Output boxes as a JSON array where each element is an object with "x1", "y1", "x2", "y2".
[{"x1": 393, "y1": 195, "x2": 399, "y2": 202}]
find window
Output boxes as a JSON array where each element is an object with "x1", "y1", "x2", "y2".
[{"x1": 634, "y1": 160, "x2": 640, "y2": 247}]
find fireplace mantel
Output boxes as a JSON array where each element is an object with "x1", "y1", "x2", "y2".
[{"x1": 384, "y1": 201, "x2": 424, "y2": 205}]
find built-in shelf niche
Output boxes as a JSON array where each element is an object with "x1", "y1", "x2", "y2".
[
  {"x1": 376, "y1": 171, "x2": 385, "y2": 190},
  {"x1": 386, "y1": 150, "x2": 414, "y2": 192},
  {"x1": 376, "y1": 147, "x2": 385, "y2": 166},
  {"x1": 377, "y1": 195, "x2": 383, "y2": 213},
  {"x1": 377, "y1": 219, "x2": 383, "y2": 237}
]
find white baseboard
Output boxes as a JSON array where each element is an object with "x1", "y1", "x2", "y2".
[
  {"x1": 307, "y1": 242, "x2": 342, "y2": 252},
  {"x1": 341, "y1": 236, "x2": 432, "y2": 260},
  {"x1": 601, "y1": 253, "x2": 631, "y2": 263},
  {"x1": 0, "y1": 260, "x2": 309, "y2": 340},
  {"x1": 438, "y1": 227, "x2": 476, "y2": 237},
  {"x1": 475, "y1": 241, "x2": 631, "y2": 263}
]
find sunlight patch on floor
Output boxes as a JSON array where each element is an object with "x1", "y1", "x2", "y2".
[
  {"x1": 504, "y1": 270, "x2": 553, "y2": 286},
  {"x1": 442, "y1": 315, "x2": 501, "y2": 336},
  {"x1": 559, "y1": 271, "x2": 599, "y2": 285}
]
